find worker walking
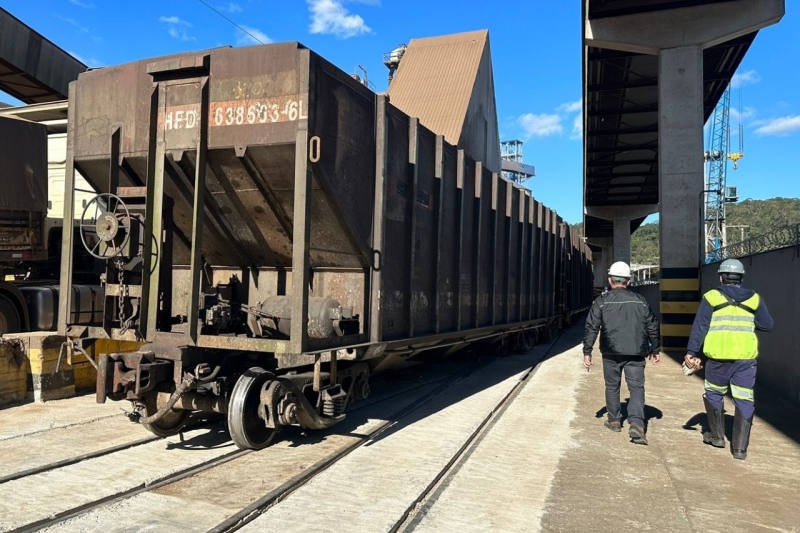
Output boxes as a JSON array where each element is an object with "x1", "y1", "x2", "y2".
[
  {"x1": 583, "y1": 261, "x2": 661, "y2": 445},
  {"x1": 683, "y1": 259, "x2": 773, "y2": 460}
]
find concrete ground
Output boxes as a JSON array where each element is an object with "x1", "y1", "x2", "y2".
[
  {"x1": 539, "y1": 337, "x2": 800, "y2": 533},
  {"x1": 1, "y1": 323, "x2": 798, "y2": 533},
  {"x1": 406, "y1": 324, "x2": 800, "y2": 533}
]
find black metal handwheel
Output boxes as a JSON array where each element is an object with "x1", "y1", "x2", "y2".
[
  {"x1": 140, "y1": 391, "x2": 190, "y2": 437},
  {"x1": 228, "y1": 367, "x2": 281, "y2": 450},
  {"x1": 79, "y1": 193, "x2": 131, "y2": 259}
]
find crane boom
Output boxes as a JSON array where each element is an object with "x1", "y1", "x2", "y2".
[{"x1": 703, "y1": 83, "x2": 743, "y2": 263}]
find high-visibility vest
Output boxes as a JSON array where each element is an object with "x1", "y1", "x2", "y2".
[{"x1": 702, "y1": 289, "x2": 760, "y2": 360}]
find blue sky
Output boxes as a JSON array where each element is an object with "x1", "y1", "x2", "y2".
[{"x1": 2, "y1": 0, "x2": 798, "y2": 224}]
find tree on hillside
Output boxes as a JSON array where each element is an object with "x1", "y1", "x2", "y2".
[{"x1": 627, "y1": 197, "x2": 800, "y2": 264}]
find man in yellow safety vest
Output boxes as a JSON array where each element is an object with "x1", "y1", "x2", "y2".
[{"x1": 683, "y1": 259, "x2": 773, "y2": 460}]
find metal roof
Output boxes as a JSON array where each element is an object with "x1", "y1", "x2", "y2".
[
  {"x1": 583, "y1": 0, "x2": 756, "y2": 239},
  {"x1": 0, "y1": 7, "x2": 87, "y2": 104},
  {"x1": 388, "y1": 30, "x2": 488, "y2": 145}
]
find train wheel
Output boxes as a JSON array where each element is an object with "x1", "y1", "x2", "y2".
[
  {"x1": 228, "y1": 367, "x2": 280, "y2": 450},
  {"x1": 141, "y1": 392, "x2": 190, "y2": 437},
  {"x1": 513, "y1": 331, "x2": 535, "y2": 353},
  {"x1": 0, "y1": 295, "x2": 21, "y2": 335}
]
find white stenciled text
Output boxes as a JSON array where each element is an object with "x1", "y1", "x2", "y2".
[{"x1": 163, "y1": 109, "x2": 199, "y2": 130}]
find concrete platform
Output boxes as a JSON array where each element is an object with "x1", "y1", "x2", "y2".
[
  {"x1": 1, "y1": 322, "x2": 798, "y2": 533},
  {"x1": 407, "y1": 324, "x2": 800, "y2": 533}
]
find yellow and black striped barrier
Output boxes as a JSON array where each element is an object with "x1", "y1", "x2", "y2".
[
  {"x1": 2, "y1": 334, "x2": 142, "y2": 403},
  {"x1": 659, "y1": 267, "x2": 700, "y2": 351}
]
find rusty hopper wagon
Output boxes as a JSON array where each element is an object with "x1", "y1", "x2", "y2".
[{"x1": 57, "y1": 42, "x2": 593, "y2": 449}]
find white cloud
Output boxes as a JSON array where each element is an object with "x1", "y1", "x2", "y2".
[
  {"x1": 754, "y1": 115, "x2": 800, "y2": 136},
  {"x1": 221, "y1": 2, "x2": 242, "y2": 12},
  {"x1": 159, "y1": 16, "x2": 195, "y2": 41},
  {"x1": 558, "y1": 99, "x2": 582, "y2": 114},
  {"x1": 308, "y1": 0, "x2": 371, "y2": 38},
  {"x1": 517, "y1": 113, "x2": 563, "y2": 139},
  {"x1": 517, "y1": 98, "x2": 583, "y2": 141},
  {"x1": 729, "y1": 106, "x2": 756, "y2": 123},
  {"x1": 67, "y1": 51, "x2": 102, "y2": 68},
  {"x1": 570, "y1": 112, "x2": 583, "y2": 140},
  {"x1": 58, "y1": 16, "x2": 89, "y2": 33},
  {"x1": 159, "y1": 16, "x2": 190, "y2": 25},
  {"x1": 69, "y1": 0, "x2": 93, "y2": 7},
  {"x1": 236, "y1": 26, "x2": 272, "y2": 45},
  {"x1": 731, "y1": 69, "x2": 761, "y2": 88}
]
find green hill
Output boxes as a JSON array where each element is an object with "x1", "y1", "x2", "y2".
[{"x1": 575, "y1": 197, "x2": 800, "y2": 264}]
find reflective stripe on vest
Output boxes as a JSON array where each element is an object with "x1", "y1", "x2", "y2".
[{"x1": 702, "y1": 289, "x2": 760, "y2": 360}]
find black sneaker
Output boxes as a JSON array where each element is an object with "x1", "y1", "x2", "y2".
[
  {"x1": 604, "y1": 420, "x2": 622, "y2": 432},
  {"x1": 629, "y1": 424, "x2": 648, "y2": 445}
]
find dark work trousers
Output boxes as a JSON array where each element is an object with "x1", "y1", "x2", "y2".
[
  {"x1": 602, "y1": 355, "x2": 646, "y2": 427},
  {"x1": 704, "y1": 359, "x2": 757, "y2": 419}
]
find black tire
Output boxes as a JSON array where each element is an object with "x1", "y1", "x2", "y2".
[{"x1": 0, "y1": 295, "x2": 21, "y2": 335}]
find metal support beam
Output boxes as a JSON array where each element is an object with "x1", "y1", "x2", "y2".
[
  {"x1": 455, "y1": 150, "x2": 466, "y2": 331},
  {"x1": 490, "y1": 174, "x2": 498, "y2": 326},
  {"x1": 407, "y1": 118, "x2": 419, "y2": 337},
  {"x1": 290, "y1": 126, "x2": 313, "y2": 355},
  {"x1": 57, "y1": 82, "x2": 77, "y2": 336},
  {"x1": 434, "y1": 135, "x2": 445, "y2": 334},
  {"x1": 369, "y1": 95, "x2": 388, "y2": 343},
  {"x1": 472, "y1": 162, "x2": 483, "y2": 328},
  {"x1": 588, "y1": 107, "x2": 657, "y2": 117},
  {"x1": 187, "y1": 78, "x2": 209, "y2": 345},
  {"x1": 141, "y1": 88, "x2": 167, "y2": 341}
]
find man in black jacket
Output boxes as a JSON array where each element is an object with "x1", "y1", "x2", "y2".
[{"x1": 583, "y1": 261, "x2": 661, "y2": 445}]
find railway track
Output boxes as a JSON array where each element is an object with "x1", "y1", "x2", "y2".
[
  {"x1": 222, "y1": 334, "x2": 563, "y2": 533},
  {"x1": 1, "y1": 333, "x2": 564, "y2": 533},
  {"x1": 0, "y1": 358, "x2": 490, "y2": 533}
]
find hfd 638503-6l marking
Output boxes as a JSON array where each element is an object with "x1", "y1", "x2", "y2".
[{"x1": 160, "y1": 96, "x2": 308, "y2": 131}]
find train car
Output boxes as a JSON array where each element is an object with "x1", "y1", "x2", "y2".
[{"x1": 56, "y1": 42, "x2": 593, "y2": 449}]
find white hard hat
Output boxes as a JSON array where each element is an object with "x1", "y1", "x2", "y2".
[
  {"x1": 718, "y1": 258, "x2": 745, "y2": 275},
  {"x1": 608, "y1": 261, "x2": 631, "y2": 278}
]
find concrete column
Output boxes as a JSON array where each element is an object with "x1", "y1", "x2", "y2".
[
  {"x1": 657, "y1": 45, "x2": 705, "y2": 350},
  {"x1": 585, "y1": 0, "x2": 784, "y2": 351},
  {"x1": 587, "y1": 237, "x2": 612, "y2": 289},
  {"x1": 658, "y1": 45, "x2": 704, "y2": 269},
  {"x1": 585, "y1": 205, "x2": 656, "y2": 267},
  {"x1": 612, "y1": 217, "x2": 631, "y2": 264}
]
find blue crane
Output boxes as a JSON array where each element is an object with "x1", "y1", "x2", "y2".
[{"x1": 703, "y1": 84, "x2": 744, "y2": 263}]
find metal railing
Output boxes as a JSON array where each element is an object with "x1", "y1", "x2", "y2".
[{"x1": 713, "y1": 223, "x2": 800, "y2": 262}]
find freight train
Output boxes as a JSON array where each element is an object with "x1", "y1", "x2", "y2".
[{"x1": 56, "y1": 42, "x2": 594, "y2": 449}]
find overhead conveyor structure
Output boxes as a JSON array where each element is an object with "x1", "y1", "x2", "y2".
[{"x1": 582, "y1": 0, "x2": 784, "y2": 350}]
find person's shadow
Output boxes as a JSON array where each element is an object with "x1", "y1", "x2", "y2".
[
  {"x1": 684, "y1": 411, "x2": 735, "y2": 440},
  {"x1": 595, "y1": 399, "x2": 663, "y2": 431}
]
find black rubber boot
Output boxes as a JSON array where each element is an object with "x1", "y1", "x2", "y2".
[
  {"x1": 702, "y1": 395, "x2": 725, "y2": 448},
  {"x1": 731, "y1": 410, "x2": 753, "y2": 460}
]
